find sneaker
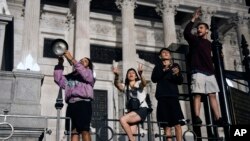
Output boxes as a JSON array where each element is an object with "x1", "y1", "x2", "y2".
[
  {"x1": 179, "y1": 119, "x2": 188, "y2": 126},
  {"x1": 214, "y1": 118, "x2": 228, "y2": 127},
  {"x1": 193, "y1": 116, "x2": 202, "y2": 124}
]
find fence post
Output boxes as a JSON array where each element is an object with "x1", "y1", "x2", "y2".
[
  {"x1": 55, "y1": 88, "x2": 64, "y2": 141},
  {"x1": 210, "y1": 17, "x2": 231, "y2": 141}
]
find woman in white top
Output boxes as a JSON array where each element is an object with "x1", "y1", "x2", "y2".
[{"x1": 113, "y1": 64, "x2": 149, "y2": 141}]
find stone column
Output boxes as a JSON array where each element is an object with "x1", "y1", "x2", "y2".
[
  {"x1": 74, "y1": 0, "x2": 91, "y2": 60},
  {"x1": 156, "y1": 0, "x2": 178, "y2": 48},
  {"x1": 0, "y1": 15, "x2": 12, "y2": 70},
  {"x1": 234, "y1": 12, "x2": 250, "y2": 48},
  {"x1": 232, "y1": 13, "x2": 250, "y2": 92},
  {"x1": 116, "y1": 0, "x2": 137, "y2": 78},
  {"x1": 21, "y1": 0, "x2": 41, "y2": 66},
  {"x1": 201, "y1": 7, "x2": 216, "y2": 40}
]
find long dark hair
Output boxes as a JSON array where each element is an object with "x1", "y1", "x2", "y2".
[
  {"x1": 85, "y1": 57, "x2": 93, "y2": 71},
  {"x1": 65, "y1": 57, "x2": 94, "y2": 80},
  {"x1": 125, "y1": 68, "x2": 140, "y2": 86}
]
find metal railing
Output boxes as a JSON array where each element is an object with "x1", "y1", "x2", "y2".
[
  {"x1": 95, "y1": 117, "x2": 225, "y2": 141},
  {"x1": 95, "y1": 118, "x2": 144, "y2": 141},
  {"x1": 0, "y1": 112, "x2": 71, "y2": 141}
]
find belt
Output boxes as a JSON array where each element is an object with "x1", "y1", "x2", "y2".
[{"x1": 68, "y1": 97, "x2": 91, "y2": 103}]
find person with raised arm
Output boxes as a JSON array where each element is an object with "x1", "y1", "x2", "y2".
[
  {"x1": 54, "y1": 51, "x2": 95, "y2": 141},
  {"x1": 113, "y1": 64, "x2": 149, "y2": 141},
  {"x1": 183, "y1": 7, "x2": 225, "y2": 126}
]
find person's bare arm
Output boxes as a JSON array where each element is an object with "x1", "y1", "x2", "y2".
[
  {"x1": 113, "y1": 67, "x2": 124, "y2": 92},
  {"x1": 192, "y1": 7, "x2": 202, "y2": 22},
  {"x1": 138, "y1": 63, "x2": 147, "y2": 88},
  {"x1": 63, "y1": 50, "x2": 77, "y2": 65}
]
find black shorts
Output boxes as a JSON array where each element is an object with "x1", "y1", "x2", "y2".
[
  {"x1": 65, "y1": 100, "x2": 92, "y2": 133},
  {"x1": 133, "y1": 107, "x2": 149, "y2": 122},
  {"x1": 157, "y1": 97, "x2": 184, "y2": 127}
]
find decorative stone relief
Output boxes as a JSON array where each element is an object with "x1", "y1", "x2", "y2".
[
  {"x1": 155, "y1": 0, "x2": 178, "y2": 16},
  {"x1": 135, "y1": 26, "x2": 164, "y2": 45},
  {"x1": 90, "y1": 20, "x2": 120, "y2": 39},
  {"x1": 41, "y1": 14, "x2": 67, "y2": 29},
  {"x1": 136, "y1": 27, "x2": 147, "y2": 41},
  {"x1": 66, "y1": 11, "x2": 75, "y2": 30},
  {"x1": 201, "y1": 6, "x2": 216, "y2": 23},
  {"x1": 10, "y1": 6, "x2": 24, "y2": 18},
  {"x1": 115, "y1": 0, "x2": 137, "y2": 10},
  {"x1": 234, "y1": 12, "x2": 250, "y2": 26},
  {"x1": 95, "y1": 23, "x2": 111, "y2": 34},
  {"x1": 153, "y1": 31, "x2": 164, "y2": 43}
]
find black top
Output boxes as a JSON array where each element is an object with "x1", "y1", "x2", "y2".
[
  {"x1": 184, "y1": 21, "x2": 215, "y2": 75},
  {"x1": 151, "y1": 62, "x2": 183, "y2": 100}
]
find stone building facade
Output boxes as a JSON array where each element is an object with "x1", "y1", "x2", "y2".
[{"x1": 0, "y1": 0, "x2": 249, "y2": 140}]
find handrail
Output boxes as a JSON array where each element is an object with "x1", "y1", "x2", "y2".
[
  {"x1": 95, "y1": 118, "x2": 226, "y2": 141},
  {"x1": 0, "y1": 114, "x2": 71, "y2": 141},
  {"x1": 0, "y1": 122, "x2": 14, "y2": 140},
  {"x1": 227, "y1": 77, "x2": 249, "y2": 87},
  {"x1": 95, "y1": 118, "x2": 144, "y2": 141}
]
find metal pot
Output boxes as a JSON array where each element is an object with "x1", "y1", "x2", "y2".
[{"x1": 51, "y1": 39, "x2": 68, "y2": 56}]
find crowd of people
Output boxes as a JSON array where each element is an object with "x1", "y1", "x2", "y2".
[{"x1": 53, "y1": 7, "x2": 226, "y2": 141}]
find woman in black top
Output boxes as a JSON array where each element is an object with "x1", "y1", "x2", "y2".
[{"x1": 151, "y1": 48, "x2": 184, "y2": 141}]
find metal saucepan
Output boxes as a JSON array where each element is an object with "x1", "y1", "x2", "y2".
[{"x1": 51, "y1": 39, "x2": 68, "y2": 56}]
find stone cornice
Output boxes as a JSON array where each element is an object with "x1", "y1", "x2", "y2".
[
  {"x1": 177, "y1": 0, "x2": 248, "y2": 18},
  {"x1": 12, "y1": 70, "x2": 44, "y2": 79},
  {"x1": 0, "y1": 14, "x2": 13, "y2": 22},
  {"x1": 201, "y1": 6, "x2": 216, "y2": 16},
  {"x1": 41, "y1": 4, "x2": 69, "y2": 15}
]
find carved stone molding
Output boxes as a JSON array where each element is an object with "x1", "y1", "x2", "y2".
[
  {"x1": 201, "y1": 6, "x2": 216, "y2": 22},
  {"x1": 234, "y1": 12, "x2": 250, "y2": 26},
  {"x1": 66, "y1": 11, "x2": 75, "y2": 29},
  {"x1": 155, "y1": 0, "x2": 178, "y2": 16},
  {"x1": 8, "y1": 3, "x2": 24, "y2": 18},
  {"x1": 153, "y1": 31, "x2": 164, "y2": 43},
  {"x1": 115, "y1": 0, "x2": 137, "y2": 10},
  {"x1": 21, "y1": 1, "x2": 25, "y2": 17},
  {"x1": 41, "y1": 15, "x2": 67, "y2": 29}
]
